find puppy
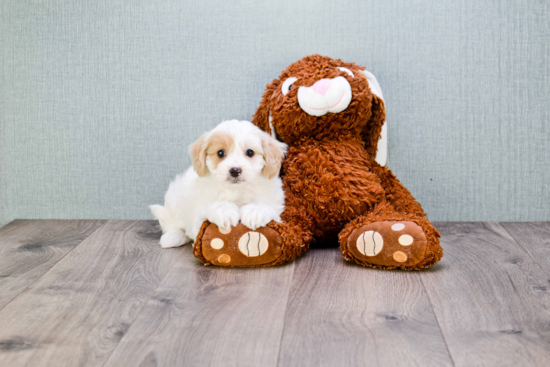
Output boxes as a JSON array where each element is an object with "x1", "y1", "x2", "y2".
[{"x1": 150, "y1": 120, "x2": 287, "y2": 248}]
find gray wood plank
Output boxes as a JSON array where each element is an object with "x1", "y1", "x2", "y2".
[
  {"x1": 421, "y1": 222, "x2": 550, "y2": 366},
  {"x1": 0, "y1": 219, "x2": 105, "y2": 310},
  {"x1": 500, "y1": 222, "x2": 550, "y2": 271},
  {"x1": 278, "y1": 248, "x2": 453, "y2": 367},
  {"x1": 0, "y1": 220, "x2": 182, "y2": 367},
  {"x1": 104, "y1": 245, "x2": 295, "y2": 367}
]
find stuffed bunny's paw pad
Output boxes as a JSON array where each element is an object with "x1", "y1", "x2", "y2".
[
  {"x1": 200, "y1": 223, "x2": 283, "y2": 267},
  {"x1": 346, "y1": 221, "x2": 428, "y2": 268}
]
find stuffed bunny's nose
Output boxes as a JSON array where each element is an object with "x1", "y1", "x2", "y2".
[{"x1": 312, "y1": 79, "x2": 331, "y2": 95}]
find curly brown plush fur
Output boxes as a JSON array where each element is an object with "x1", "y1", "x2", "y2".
[{"x1": 193, "y1": 55, "x2": 443, "y2": 270}]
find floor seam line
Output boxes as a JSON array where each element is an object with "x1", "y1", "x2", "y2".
[
  {"x1": 101, "y1": 234, "x2": 189, "y2": 367},
  {"x1": 419, "y1": 273, "x2": 456, "y2": 367},
  {"x1": 0, "y1": 220, "x2": 107, "y2": 313},
  {"x1": 0, "y1": 220, "x2": 109, "y2": 364},
  {"x1": 275, "y1": 261, "x2": 297, "y2": 367},
  {"x1": 498, "y1": 222, "x2": 550, "y2": 273}
]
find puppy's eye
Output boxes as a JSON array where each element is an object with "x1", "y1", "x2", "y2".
[
  {"x1": 281, "y1": 77, "x2": 298, "y2": 95},
  {"x1": 217, "y1": 149, "x2": 225, "y2": 158},
  {"x1": 246, "y1": 149, "x2": 254, "y2": 157}
]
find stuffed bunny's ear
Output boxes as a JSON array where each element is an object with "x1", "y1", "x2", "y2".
[
  {"x1": 252, "y1": 83, "x2": 279, "y2": 135},
  {"x1": 359, "y1": 70, "x2": 387, "y2": 166}
]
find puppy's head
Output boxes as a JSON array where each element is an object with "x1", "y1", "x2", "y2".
[{"x1": 189, "y1": 120, "x2": 287, "y2": 184}]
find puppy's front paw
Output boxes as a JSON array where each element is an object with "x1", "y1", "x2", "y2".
[
  {"x1": 240, "y1": 204, "x2": 278, "y2": 230},
  {"x1": 207, "y1": 202, "x2": 240, "y2": 232}
]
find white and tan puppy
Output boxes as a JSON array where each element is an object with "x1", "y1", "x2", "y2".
[{"x1": 150, "y1": 120, "x2": 287, "y2": 248}]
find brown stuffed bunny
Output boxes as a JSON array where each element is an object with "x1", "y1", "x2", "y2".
[{"x1": 193, "y1": 55, "x2": 443, "y2": 270}]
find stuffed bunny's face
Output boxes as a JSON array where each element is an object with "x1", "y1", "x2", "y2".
[{"x1": 254, "y1": 55, "x2": 384, "y2": 146}]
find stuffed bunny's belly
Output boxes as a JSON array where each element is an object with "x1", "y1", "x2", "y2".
[{"x1": 283, "y1": 142, "x2": 385, "y2": 238}]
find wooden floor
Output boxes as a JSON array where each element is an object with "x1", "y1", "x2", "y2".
[{"x1": 0, "y1": 220, "x2": 549, "y2": 366}]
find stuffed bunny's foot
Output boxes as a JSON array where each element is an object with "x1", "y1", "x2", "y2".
[
  {"x1": 194, "y1": 222, "x2": 284, "y2": 267},
  {"x1": 341, "y1": 221, "x2": 431, "y2": 269}
]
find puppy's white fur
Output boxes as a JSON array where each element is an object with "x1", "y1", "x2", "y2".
[{"x1": 150, "y1": 120, "x2": 287, "y2": 248}]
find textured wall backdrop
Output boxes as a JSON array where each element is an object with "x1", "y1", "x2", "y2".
[{"x1": 1, "y1": 0, "x2": 549, "y2": 227}]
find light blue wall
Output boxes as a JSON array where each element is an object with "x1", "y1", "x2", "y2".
[{"x1": 1, "y1": 0, "x2": 549, "y2": 227}]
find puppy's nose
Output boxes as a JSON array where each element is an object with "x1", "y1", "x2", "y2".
[
  {"x1": 229, "y1": 167, "x2": 242, "y2": 177},
  {"x1": 312, "y1": 79, "x2": 331, "y2": 95}
]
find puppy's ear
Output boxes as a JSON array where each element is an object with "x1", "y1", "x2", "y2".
[
  {"x1": 261, "y1": 133, "x2": 287, "y2": 179},
  {"x1": 189, "y1": 132, "x2": 209, "y2": 177}
]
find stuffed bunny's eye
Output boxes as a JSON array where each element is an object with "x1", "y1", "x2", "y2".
[
  {"x1": 281, "y1": 77, "x2": 298, "y2": 95},
  {"x1": 337, "y1": 67, "x2": 354, "y2": 77}
]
